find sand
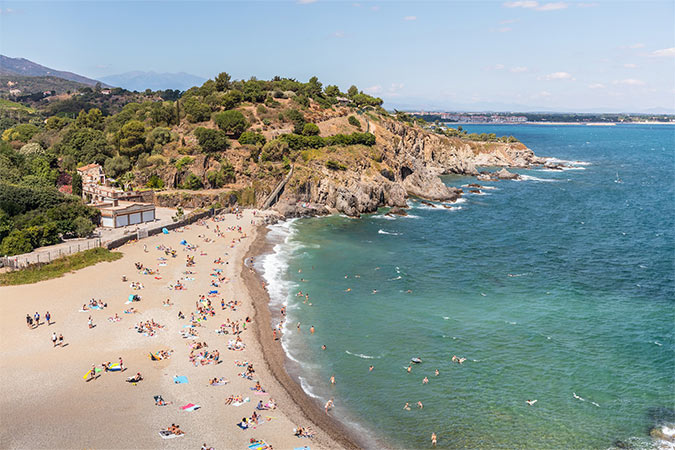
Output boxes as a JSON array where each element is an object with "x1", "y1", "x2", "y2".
[{"x1": 0, "y1": 209, "x2": 348, "y2": 450}]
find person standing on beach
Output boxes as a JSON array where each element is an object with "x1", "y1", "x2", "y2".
[
  {"x1": 52, "y1": 332, "x2": 57, "y2": 347},
  {"x1": 26, "y1": 314, "x2": 32, "y2": 329},
  {"x1": 34, "y1": 312, "x2": 40, "y2": 327},
  {"x1": 119, "y1": 357, "x2": 124, "y2": 371},
  {"x1": 58, "y1": 333, "x2": 64, "y2": 346},
  {"x1": 88, "y1": 316, "x2": 94, "y2": 329},
  {"x1": 45, "y1": 311, "x2": 51, "y2": 326}
]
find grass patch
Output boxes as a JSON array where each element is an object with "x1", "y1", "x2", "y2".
[
  {"x1": 0, "y1": 98, "x2": 35, "y2": 112},
  {"x1": 0, "y1": 247, "x2": 123, "y2": 286}
]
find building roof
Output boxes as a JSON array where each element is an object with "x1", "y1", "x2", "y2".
[{"x1": 77, "y1": 163, "x2": 102, "y2": 172}]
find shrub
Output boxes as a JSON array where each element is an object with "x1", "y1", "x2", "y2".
[
  {"x1": 238, "y1": 131, "x2": 266, "y2": 147},
  {"x1": 72, "y1": 216, "x2": 95, "y2": 237},
  {"x1": 256, "y1": 104, "x2": 268, "y2": 115},
  {"x1": 175, "y1": 156, "x2": 194, "y2": 171},
  {"x1": 147, "y1": 175, "x2": 165, "y2": 189},
  {"x1": 326, "y1": 160, "x2": 347, "y2": 171},
  {"x1": 302, "y1": 123, "x2": 320, "y2": 136},
  {"x1": 348, "y1": 115, "x2": 361, "y2": 128},
  {"x1": 181, "y1": 172, "x2": 203, "y2": 190}
]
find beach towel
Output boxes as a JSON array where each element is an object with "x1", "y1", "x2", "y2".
[
  {"x1": 180, "y1": 403, "x2": 201, "y2": 412},
  {"x1": 294, "y1": 447, "x2": 311, "y2": 450},
  {"x1": 158, "y1": 430, "x2": 183, "y2": 439},
  {"x1": 249, "y1": 441, "x2": 270, "y2": 450},
  {"x1": 231, "y1": 397, "x2": 250, "y2": 407},
  {"x1": 209, "y1": 290, "x2": 218, "y2": 294},
  {"x1": 173, "y1": 375, "x2": 188, "y2": 384},
  {"x1": 150, "y1": 352, "x2": 160, "y2": 361},
  {"x1": 108, "y1": 363, "x2": 121, "y2": 371}
]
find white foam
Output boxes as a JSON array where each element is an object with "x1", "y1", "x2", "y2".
[
  {"x1": 378, "y1": 229, "x2": 402, "y2": 235},
  {"x1": 544, "y1": 157, "x2": 591, "y2": 166},
  {"x1": 372, "y1": 214, "x2": 395, "y2": 220},
  {"x1": 518, "y1": 174, "x2": 559, "y2": 182},
  {"x1": 345, "y1": 350, "x2": 379, "y2": 359},
  {"x1": 388, "y1": 275, "x2": 402, "y2": 281},
  {"x1": 298, "y1": 376, "x2": 323, "y2": 400}
]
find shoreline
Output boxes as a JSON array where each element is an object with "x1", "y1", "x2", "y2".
[{"x1": 241, "y1": 224, "x2": 362, "y2": 450}]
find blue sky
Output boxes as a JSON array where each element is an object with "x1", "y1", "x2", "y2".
[{"x1": 1, "y1": 0, "x2": 674, "y2": 112}]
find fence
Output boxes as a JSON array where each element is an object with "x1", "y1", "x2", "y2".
[{"x1": 1, "y1": 237, "x2": 102, "y2": 271}]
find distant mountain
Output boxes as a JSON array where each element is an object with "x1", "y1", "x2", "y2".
[
  {"x1": 99, "y1": 71, "x2": 207, "y2": 92},
  {"x1": 0, "y1": 55, "x2": 104, "y2": 87}
]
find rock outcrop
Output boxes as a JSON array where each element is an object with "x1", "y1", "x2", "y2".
[{"x1": 269, "y1": 116, "x2": 541, "y2": 217}]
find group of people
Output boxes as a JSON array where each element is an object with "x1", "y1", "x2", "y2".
[
  {"x1": 26, "y1": 311, "x2": 51, "y2": 328},
  {"x1": 134, "y1": 319, "x2": 164, "y2": 336}
]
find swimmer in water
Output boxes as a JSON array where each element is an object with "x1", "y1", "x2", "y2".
[
  {"x1": 321, "y1": 345, "x2": 326, "y2": 350},
  {"x1": 345, "y1": 288, "x2": 351, "y2": 292},
  {"x1": 407, "y1": 365, "x2": 412, "y2": 373},
  {"x1": 435, "y1": 369, "x2": 439, "y2": 376},
  {"x1": 406, "y1": 289, "x2": 413, "y2": 293},
  {"x1": 422, "y1": 377, "x2": 429, "y2": 384},
  {"x1": 369, "y1": 365, "x2": 374, "y2": 372},
  {"x1": 324, "y1": 398, "x2": 334, "y2": 414},
  {"x1": 526, "y1": 399, "x2": 537, "y2": 406},
  {"x1": 403, "y1": 402, "x2": 411, "y2": 410},
  {"x1": 372, "y1": 289, "x2": 378, "y2": 294},
  {"x1": 330, "y1": 375, "x2": 335, "y2": 385},
  {"x1": 417, "y1": 401, "x2": 423, "y2": 409},
  {"x1": 310, "y1": 326, "x2": 315, "y2": 334},
  {"x1": 431, "y1": 432, "x2": 437, "y2": 447}
]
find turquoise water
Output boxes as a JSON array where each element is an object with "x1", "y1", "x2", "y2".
[{"x1": 258, "y1": 124, "x2": 675, "y2": 449}]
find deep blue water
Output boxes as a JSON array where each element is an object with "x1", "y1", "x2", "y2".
[{"x1": 259, "y1": 124, "x2": 675, "y2": 449}]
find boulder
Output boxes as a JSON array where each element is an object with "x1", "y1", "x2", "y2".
[
  {"x1": 495, "y1": 168, "x2": 520, "y2": 180},
  {"x1": 386, "y1": 207, "x2": 408, "y2": 216}
]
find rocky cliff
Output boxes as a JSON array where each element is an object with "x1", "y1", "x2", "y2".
[{"x1": 273, "y1": 115, "x2": 544, "y2": 218}]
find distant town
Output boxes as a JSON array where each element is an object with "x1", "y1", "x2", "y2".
[{"x1": 409, "y1": 111, "x2": 675, "y2": 124}]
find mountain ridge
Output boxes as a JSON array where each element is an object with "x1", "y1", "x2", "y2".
[{"x1": 0, "y1": 55, "x2": 106, "y2": 87}]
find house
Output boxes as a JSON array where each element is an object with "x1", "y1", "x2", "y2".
[
  {"x1": 98, "y1": 201, "x2": 156, "y2": 228},
  {"x1": 101, "y1": 89, "x2": 111, "y2": 95},
  {"x1": 77, "y1": 163, "x2": 106, "y2": 185}
]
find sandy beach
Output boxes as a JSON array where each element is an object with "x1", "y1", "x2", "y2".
[{"x1": 0, "y1": 209, "x2": 349, "y2": 450}]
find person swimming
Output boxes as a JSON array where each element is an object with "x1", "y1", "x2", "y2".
[{"x1": 526, "y1": 399, "x2": 537, "y2": 406}]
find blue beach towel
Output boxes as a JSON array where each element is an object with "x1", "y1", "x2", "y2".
[{"x1": 173, "y1": 375, "x2": 188, "y2": 384}]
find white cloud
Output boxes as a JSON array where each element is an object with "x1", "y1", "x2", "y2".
[
  {"x1": 628, "y1": 43, "x2": 645, "y2": 49},
  {"x1": 0, "y1": 8, "x2": 16, "y2": 14},
  {"x1": 365, "y1": 85, "x2": 382, "y2": 95},
  {"x1": 493, "y1": 64, "x2": 506, "y2": 70},
  {"x1": 510, "y1": 66, "x2": 528, "y2": 72},
  {"x1": 504, "y1": 1, "x2": 538, "y2": 7},
  {"x1": 536, "y1": 90, "x2": 552, "y2": 98},
  {"x1": 536, "y1": 2, "x2": 568, "y2": 11},
  {"x1": 404, "y1": 15, "x2": 417, "y2": 21},
  {"x1": 650, "y1": 47, "x2": 675, "y2": 58},
  {"x1": 623, "y1": 63, "x2": 637, "y2": 69},
  {"x1": 542, "y1": 71, "x2": 574, "y2": 80},
  {"x1": 614, "y1": 79, "x2": 645, "y2": 86},
  {"x1": 503, "y1": 1, "x2": 568, "y2": 11},
  {"x1": 497, "y1": 27, "x2": 513, "y2": 33},
  {"x1": 588, "y1": 83, "x2": 605, "y2": 89},
  {"x1": 365, "y1": 83, "x2": 404, "y2": 97}
]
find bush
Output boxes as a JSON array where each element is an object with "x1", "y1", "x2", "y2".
[
  {"x1": 326, "y1": 160, "x2": 347, "y2": 171},
  {"x1": 182, "y1": 97, "x2": 211, "y2": 123},
  {"x1": 147, "y1": 175, "x2": 165, "y2": 189},
  {"x1": 302, "y1": 123, "x2": 320, "y2": 136},
  {"x1": 174, "y1": 156, "x2": 193, "y2": 171},
  {"x1": 279, "y1": 132, "x2": 376, "y2": 150},
  {"x1": 214, "y1": 110, "x2": 249, "y2": 138},
  {"x1": 194, "y1": 127, "x2": 230, "y2": 153},
  {"x1": 104, "y1": 155, "x2": 131, "y2": 178},
  {"x1": 348, "y1": 115, "x2": 361, "y2": 128},
  {"x1": 181, "y1": 172, "x2": 203, "y2": 190},
  {"x1": 238, "y1": 131, "x2": 266, "y2": 147},
  {"x1": 260, "y1": 139, "x2": 290, "y2": 161}
]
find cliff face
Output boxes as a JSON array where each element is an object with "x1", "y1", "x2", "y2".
[{"x1": 274, "y1": 116, "x2": 543, "y2": 218}]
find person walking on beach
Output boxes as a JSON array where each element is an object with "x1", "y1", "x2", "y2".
[
  {"x1": 325, "y1": 398, "x2": 334, "y2": 414},
  {"x1": 58, "y1": 333, "x2": 64, "y2": 345},
  {"x1": 45, "y1": 311, "x2": 51, "y2": 326},
  {"x1": 119, "y1": 357, "x2": 124, "y2": 371},
  {"x1": 26, "y1": 314, "x2": 33, "y2": 329},
  {"x1": 88, "y1": 316, "x2": 94, "y2": 329},
  {"x1": 34, "y1": 312, "x2": 40, "y2": 327},
  {"x1": 52, "y1": 332, "x2": 57, "y2": 347}
]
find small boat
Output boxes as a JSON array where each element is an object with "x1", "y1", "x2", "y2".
[
  {"x1": 615, "y1": 172, "x2": 623, "y2": 184},
  {"x1": 411, "y1": 357, "x2": 422, "y2": 364}
]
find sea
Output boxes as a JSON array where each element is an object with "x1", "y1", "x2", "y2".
[{"x1": 256, "y1": 124, "x2": 675, "y2": 449}]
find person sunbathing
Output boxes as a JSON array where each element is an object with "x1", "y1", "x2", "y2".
[{"x1": 127, "y1": 372, "x2": 143, "y2": 383}]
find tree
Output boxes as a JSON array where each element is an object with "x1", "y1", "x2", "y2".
[
  {"x1": 305, "y1": 76, "x2": 323, "y2": 98},
  {"x1": 118, "y1": 120, "x2": 146, "y2": 157},
  {"x1": 213, "y1": 110, "x2": 248, "y2": 138},
  {"x1": 71, "y1": 171, "x2": 83, "y2": 197},
  {"x1": 182, "y1": 96, "x2": 211, "y2": 123},
  {"x1": 72, "y1": 216, "x2": 94, "y2": 237},
  {"x1": 285, "y1": 109, "x2": 306, "y2": 134},
  {"x1": 146, "y1": 127, "x2": 171, "y2": 153},
  {"x1": 2, "y1": 124, "x2": 39, "y2": 143},
  {"x1": 221, "y1": 90, "x2": 243, "y2": 110},
  {"x1": 104, "y1": 155, "x2": 131, "y2": 178},
  {"x1": 59, "y1": 128, "x2": 111, "y2": 165},
  {"x1": 302, "y1": 123, "x2": 320, "y2": 136},
  {"x1": 347, "y1": 85, "x2": 359, "y2": 98},
  {"x1": 324, "y1": 85, "x2": 341, "y2": 98},
  {"x1": 74, "y1": 108, "x2": 104, "y2": 130},
  {"x1": 147, "y1": 175, "x2": 164, "y2": 189},
  {"x1": 195, "y1": 127, "x2": 230, "y2": 152},
  {"x1": 215, "y1": 72, "x2": 232, "y2": 92}
]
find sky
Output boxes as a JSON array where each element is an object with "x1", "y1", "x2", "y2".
[{"x1": 1, "y1": 0, "x2": 674, "y2": 113}]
